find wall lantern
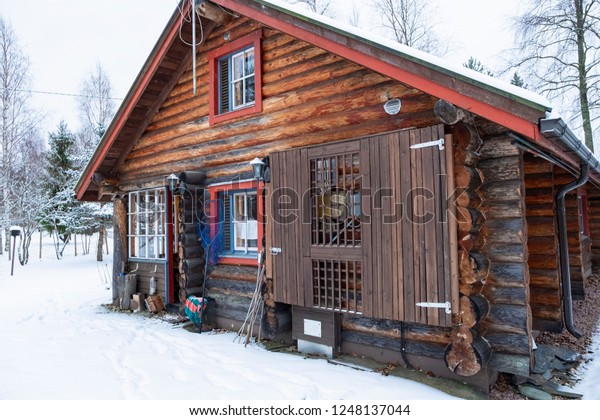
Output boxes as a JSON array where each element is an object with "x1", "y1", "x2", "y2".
[
  {"x1": 383, "y1": 98, "x2": 402, "y2": 115},
  {"x1": 249, "y1": 157, "x2": 266, "y2": 181},
  {"x1": 167, "y1": 173, "x2": 180, "y2": 194}
]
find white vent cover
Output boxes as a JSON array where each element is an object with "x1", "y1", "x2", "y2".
[{"x1": 384, "y1": 98, "x2": 402, "y2": 115}]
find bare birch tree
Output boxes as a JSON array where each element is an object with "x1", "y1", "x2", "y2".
[
  {"x1": 370, "y1": 0, "x2": 445, "y2": 55},
  {"x1": 76, "y1": 62, "x2": 116, "y2": 262},
  {"x1": 510, "y1": 0, "x2": 600, "y2": 152},
  {"x1": 1, "y1": 17, "x2": 38, "y2": 256},
  {"x1": 77, "y1": 61, "x2": 116, "y2": 156}
]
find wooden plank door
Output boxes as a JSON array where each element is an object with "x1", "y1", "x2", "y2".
[{"x1": 270, "y1": 126, "x2": 455, "y2": 327}]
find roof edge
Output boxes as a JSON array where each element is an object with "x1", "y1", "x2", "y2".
[{"x1": 252, "y1": 0, "x2": 551, "y2": 115}]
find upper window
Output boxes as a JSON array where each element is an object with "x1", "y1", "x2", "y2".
[
  {"x1": 209, "y1": 30, "x2": 263, "y2": 125},
  {"x1": 128, "y1": 188, "x2": 167, "y2": 260}
]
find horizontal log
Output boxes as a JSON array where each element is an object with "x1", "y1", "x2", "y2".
[
  {"x1": 526, "y1": 217, "x2": 556, "y2": 237},
  {"x1": 479, "y1": 135, "x2": 521, "y2": 159},
  {"x1": 529, "y1": 269, "x2": 560, "y2": 288},
  {"x1": 341, "y1": 331, "x2": 447, "y2": 359},
  {"x1": 478, "y1": 156, "x2": 523, "y2": 184},
  {"x1": 527, "y1": 237, "x2": 557, "y2": 255},
  {"x1": 341, "y1": 315, "x2": 452, "y2": 345},
  {"x1": 206, "y1": 278, "x2": 258, "y2": 296},
  {"x1": 523, "y1": 156, "x2": 553, "y2": 174},
  {"x1": 524, "y1": 188, "x2": 554, "y2": 205},
  {"x1": 486, "y1": 262, "x2": 528, "y2": 287},
  {"x1": 478, "y1": 200, "x2": 524, "y2": 220},
  {"x1": 525, "y1": 204, "x2": 555, "y2": 217},
  {"x1": 488, "y1": 353, "x2": 530, "y2": 377},
  {"x1": 482, "y1": 243, "x2": 527, "y2": 263},
  {"x1": 483, "y1": 285, "x2": 527, "y2": 306},
  {"x1": 483, "y1": 304, "x2": 529, "y2": 335},
  {"x1": 120, "y1": 108, "x2": 439, "y2": 182},
  {"x1": 480, "y1": 218, "x2": 526, "y2": 244},
  {"x1": 209, "y1": 264, "x2": 259, "y2": 282},
  {"x1": 179, "y1": 232, "x2": 201, "y2": 248},
  {"x1": 179, "y1": 244, "x2": 204, "y2": 259},
  {"x1": 527, "y1": 254, "x2": 558, "y2": 270},
  {"x1": 478, "y1": 180, "x2": 524, "y2": 202},
  {"x1": 484, "y1": 332, "x2": 530, "y2": 356},
  {"x1": 529, "y1": 287, "x2": 560, "y2": 306}
]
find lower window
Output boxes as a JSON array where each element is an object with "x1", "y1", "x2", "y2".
[
  {"x1": 220, "y1": 190, "x2": 258, "y2": 255},
  {"x1": 128, "y1": 188, "x2": 167, "y2": 260}
]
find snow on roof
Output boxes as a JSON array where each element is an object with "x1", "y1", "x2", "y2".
[{"x1": 258, "y1": 0, "x2": 553, "y2": 112}]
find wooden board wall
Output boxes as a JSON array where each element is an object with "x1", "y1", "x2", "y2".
[
  {"x1": 554, "y1": 166, "x2": 590, "y2": 300},
  {"x1": 523, "y1": 154, "x2": 562, "y2": 332},
  {"x1": 117, "y1": 17, "x2": 439, "y2": 187},
  {"x1": 588, "y1": 187, "x2": 600, "y2": 268}
]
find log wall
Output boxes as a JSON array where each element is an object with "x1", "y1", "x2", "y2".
[
  {"x1": 117, "y1": 17, "x2": 440, "y2": 188},
  {"x1": 478, "y1": 134, "x2": 532, "y2": 377},
  {"x1": 523, "y1": 154, "x2": 562, "y2": 332}
]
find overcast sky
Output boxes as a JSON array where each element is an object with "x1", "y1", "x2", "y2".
[{"x1": 1, "y1": 0, "x2": 522, "y2": 134}]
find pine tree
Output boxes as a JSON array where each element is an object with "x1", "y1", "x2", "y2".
[
  {"x1": 463, "y1": 57, "x2": 494, "y2": 77},
  {"x1": 510, "y1": 72, "x2": 527, "y2": 88},
  {"x1": 39, "y1": 121, "x2": 80, "y2": 259}
]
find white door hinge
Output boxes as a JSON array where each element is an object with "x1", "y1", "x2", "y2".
[
  {"x1": 410, "y1": 138, "x2": 445, "y2": 151},
  {"x1": 416, "y1": 301, "x2": 451, "y2": 314},
  {"x1": 270, "y1": 247, "x2": 282, "y2": 255}
]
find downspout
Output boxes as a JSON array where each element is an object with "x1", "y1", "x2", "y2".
[
  {"x1": 555, "y1": 163, "x2": 588, "y2": 338},
  {"x1": 539, "y1": 117, "x2": 598, "y2": 338}
]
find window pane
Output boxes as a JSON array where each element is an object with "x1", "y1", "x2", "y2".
[
  {"x1": 248, "y1": 194, "x2": 257, "y2": 220},
  {"x1": 244, "y1": 48, "x2": 254, "y2": 74},
  {"x1": 245, "y1": 76, "x2": 255, "y2": 104},
  {"x1": 232, "y1": 52, "x2": 244, "y2": 80},
  {"x1": 233, "y1": 81, "x2": 243, "y2": 108},
  {"x1": 233, "y1": 193, "x2": 246, "y2": 221}
]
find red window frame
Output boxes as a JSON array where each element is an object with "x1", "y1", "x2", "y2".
[
  {"x1": 579, "y1": 188, "x2": 590, "y2": 237},
  {"x1": 208, "y1": 180, "x2": 264, "y2": 266},
  {"x1": 208, "y1": 29, "x2": 263, "y2": 126}
]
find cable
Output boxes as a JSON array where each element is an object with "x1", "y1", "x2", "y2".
[{"x1": 0, "y1": 87, "x2": 122, "y2": 101}]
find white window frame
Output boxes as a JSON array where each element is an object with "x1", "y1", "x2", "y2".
[
  {"x1": 219, "y1": 45, "x2": 255, "y2": 113},
  {"x1": 128, "y1": 188, "x2": 167, "y2": 260}
]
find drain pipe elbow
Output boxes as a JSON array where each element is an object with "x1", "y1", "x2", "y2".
[{"x1": 556, "y1": 163, "x2": 589, "y2": 339}]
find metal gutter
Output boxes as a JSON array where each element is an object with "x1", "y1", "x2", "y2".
[{"x1": 539, "y1": 117, "x2": 600, "y2": 173}]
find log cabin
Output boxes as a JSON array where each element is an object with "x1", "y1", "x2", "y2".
[{"x1": 75, "y1": 0, "x2": 600, "y2": 392}]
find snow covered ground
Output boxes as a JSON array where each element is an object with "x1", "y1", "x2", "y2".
[
  {"x1": 1, "y1": 232, "x2": 600, "y2": 417},
  {"x1": 0, "y1": 234, "x2": 456, "y2": 401}
]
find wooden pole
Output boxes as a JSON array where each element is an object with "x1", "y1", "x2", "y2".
[
  {"x1": 10, "y1": 235, "x2": 17, "y2": 276},
  {"x1": 39, "y1": 230, "x2": 42, "y2": 260},
  {"x1": 74, "y1": 234, "x2": 78, "y2": 257}
]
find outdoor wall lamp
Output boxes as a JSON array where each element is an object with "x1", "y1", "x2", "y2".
[
  {"x1": 250, "y1": 157, "x2": 266, "y2": 181},
  {"x1": 167, "y1": 173, "x2": 180, "y2": 194}
]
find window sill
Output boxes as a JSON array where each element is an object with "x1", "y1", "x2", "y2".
[
  {"x1": 209, "y1": 103, "x2": 261, "y2": 126},
  {"x1": 218, "y1": 254, "x2": 258, "y2": 266}
]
